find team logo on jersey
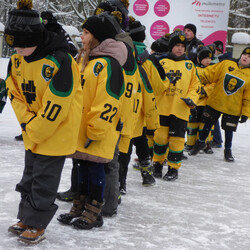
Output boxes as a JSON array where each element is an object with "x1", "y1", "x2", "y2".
[
  {"x1": 15, "y1": 58, "x2": 21, "y2": 69},
  {"x1": 166, "y1": 70, "x2": 182, "y2": 85},
  {"x1": 93, "y1": 62, "x2": 104, "y2": 76},
  {"x1": 22, "y1": 80, "x2": 36, "y2": 104},
  {"x1": 42, "y1": 65, "x2": 54, "y2": 81},
  {"x1": 185, "y1": 62, "x2": 193, "y2": 71},
  {"x1": 228, "y1": 66, "x2": 234, "y2": 72},
  {"x1": 223, "y1": 73, "x2": 244, "y2": 96}
]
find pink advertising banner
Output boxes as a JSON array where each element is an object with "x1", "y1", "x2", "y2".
[{"x1": 129, "y1": 0, "x2": 230, "y2": 51}]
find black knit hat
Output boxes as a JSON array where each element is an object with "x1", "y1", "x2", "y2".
[
  {"x1": 184, "y1": 23, "x2": 197, "y2": 36},
  {"x1": 168, "y1": 29, "x2": 186, "y2": 52},
  {"x1": 94, "y1": 2, "x2": 115, "y2": 15},
  {"x1": 207, "y1": 43, "x2": 216, "y2": 56},
  {"x1": 197, "y1": 46, "x2": 213, "y2": 64},
  {"x1": 213, "y1": 40, "x2": 224, "y2": 53},
  {"x1": 151, "y1": 34, "x2": 170, "y2": 53},
  {"x1": 107, "y1": 0, "x2": 129, "y2": 18},
  {"x1": 41, "y1": 11, "x2": 57, "y2": 24},
  {"x1": 241, "y1": 47, "x2": 250, "y2": 56},
  {"x1": 128, "y1": 17, "x2": 145, "y2": 42},
  {"x1": 82, "y1": 12, "x2": 121, "y2": 43},
  {"x1": 4, "y1": 0, "x2": 44, "y2": 48},
  {"x1": 106, "y1": 0, "x2": 129, "y2": 30}
]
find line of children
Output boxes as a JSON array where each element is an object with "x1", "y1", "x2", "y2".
[
  {"x1": 189, "y1": 47, "x2": 250, "y2": 161},
  {"x1": 4, "y1": 0, "x2": 250, "y2": 246}
]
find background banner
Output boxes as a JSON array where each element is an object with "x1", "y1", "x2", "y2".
[{"x1": 129, "y1": 0, "x2": 230, "y2": 51}]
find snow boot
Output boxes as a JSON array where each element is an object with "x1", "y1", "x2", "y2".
[
  {"x1": 57, "y1": 188, "x2": 78, "y2": 202},
  {"x1": 203, "y1": 142, "x2": 214, "y2": 154},
  {"x1": 14, "y1": 134, "x2": 23, "y2": 141},
  {"x1": 57, "y1": 195, "x2": 86, "y2": 225},
  {"x1": 72, "y1": 200, "x2": 103, "y2": 230},
  {"x1": 224, "y1": 149, "x2": 234, "y2": 162},
  {"x1": 184, "y1": 144, "x2": 193, "y2": 152},
  {"x1": 189, "y1": 140, "x2": 206, "y2": 155},
  {"x1": 8, "y1": 221, "x2": 28, "y2": 235},
  {"x1": 163, "y1": 166, "x2": 178, "y2": 181},
  {"x1": 141, "y1": 166, "x2": 155, "y2": 186},
  {"x1": 153, "y1": 162, "x2": 163, "y2": 178},
  {"x1": 18, "y1": 227, "x2": 45, "y2": 245},
  {"x1": 119, "y1": 183, "x2": 126, "y2": 195}
]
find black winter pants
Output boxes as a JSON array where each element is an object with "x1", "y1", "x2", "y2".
[{"x1": 16, "y1": 150, "x2": 65, "y2": 229}]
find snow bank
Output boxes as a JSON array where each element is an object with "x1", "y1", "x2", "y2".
[
  {"x1": 232, "y1": 32, "x2": 250, "y2": 44},
  {"x1": 0, "y1": 22, "x2": 4, "y2": 32},
  {"x1": 0, "y1": 57, "x2": 9, "y2": 79},
  {"x1": 62, "y1": 25, "x2": 80, "y2": 37}
]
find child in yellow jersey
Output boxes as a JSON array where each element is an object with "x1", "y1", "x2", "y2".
[
  {"x1": 152, "y1": 29, "x2": 200, "y2": 181},
  {"x1": 189, "y1": 47, "x2": 250, "y2": 162},
  {"x1": 58, "y1": 13, "x2": 126, "y2": 229},
  {"x1": 186, "y1": 46, "x2": 215, "y2": 154},
  {"x1": 5, "y1": 0, "x2": 83, "y2": 244}
]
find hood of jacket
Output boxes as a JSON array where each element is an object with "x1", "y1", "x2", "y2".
[
  {"x1": 24, "y1": 30, "x2": 70, "y2": 63},
  {"x1": 90, "y1": 38, "x2": 128, "y2": 66}
]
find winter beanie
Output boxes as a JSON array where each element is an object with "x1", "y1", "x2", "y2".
[
  {"x1": 106, "y1": 0, "x2": 129, "y2": 30},
  {"x1": 184, "y1": 23, "x2": 197, "y2": 36},
  {"x1": 4, "y1": 0, "x2": 45, "y2": 48},
  {"x1": 241, "y1": 47, "x2": 250, "y2": 56},
  {"x1": 107, "y1": 0, "x2": 129, "y2": 17},
  {"x1": 41, "y1": 11, "x2": 57, "y2": 24},
  {"x1": 197, "y1": 46, "x2": 213, "y2": 63},
  {"x1": 82, "y1": 13, "x2": 121, "y2": 43},
  {"x1": 213, "y1": 40, "x2": 224, "y2": 53},
  {"x1": 168, "y1": 29, "x2": 186, "y2": 52},
  {"x1": 94, "y1": 2, "x2": 115, "y2": 15},
  {"x1": 207, "y1": 43, "x2": 216, "y2": 56},
  {"x1": 128, "y1": 16, "x2": 146, "y2": 42},
  {"x1": 151, "y1": 34, "x2": 170, "y2": 53}
]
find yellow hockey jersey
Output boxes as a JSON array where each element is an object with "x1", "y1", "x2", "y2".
[
  {"x1": 200, "y1": 60, "x2": 250, "y2": 117},
  {"x1": 118, "y1": 44, "x2": 143, "y2": 153},
  {"x1": 196, "y1": 66, "x2": 215, "y2": 106},
  {"x1": 159, "y1": 57, "x2": 200, "y2": 121},
  {"x1": 74, "y1": 56, "x2": 125, "y2": 162},
  {"x1": 6, "y1": 51, "x2": 83, "y2": 156}
]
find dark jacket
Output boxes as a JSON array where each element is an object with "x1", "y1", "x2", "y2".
[{"x1": 186, "y1": 37, "x2": 204, "y2": 64}]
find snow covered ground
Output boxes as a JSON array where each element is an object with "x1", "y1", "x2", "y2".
[{"x1": 1, "y1": 57, "x2": 250, "y2": 249}]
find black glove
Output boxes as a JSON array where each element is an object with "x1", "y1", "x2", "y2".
[
  {"x1": 84, "y1": 138, "x2": 93, "y2": 148},
  {"x1": 180, "y1": 97, "x2": 196, "y2": 108},
  {"x1": 21, "y1": 123, "x2": 26, "y2": 132},
  {"x1": 199, "y1": 87, "x2": 207, "y2": 99},
  {"x1": 190, "y1": 107, "x2": 198, "y2": 121},
  {"x1": 239, "y1": 115, "x2": 248, "y2": 123}
]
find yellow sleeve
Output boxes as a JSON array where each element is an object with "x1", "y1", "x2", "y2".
[
  {"x1": 186, "y1": 67, "x2": 201, "y2": 105},
  {"x1": 6, "y1": 59, "x2": 36, "y2": 125}
]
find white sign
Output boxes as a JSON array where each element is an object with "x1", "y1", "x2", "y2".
[{"x1": 129, "y1": 0, "x2": 230, "y2": 51}]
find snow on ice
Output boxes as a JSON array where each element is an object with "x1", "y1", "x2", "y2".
[{"x1": 1, "y1": 58, "x2": 250, "y2": 249}]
